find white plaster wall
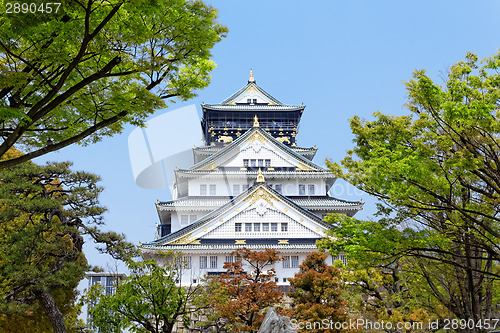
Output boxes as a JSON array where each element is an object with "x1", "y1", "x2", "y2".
[{"x1": 176, "y1": 252, "x2": 335, "y2": 286}]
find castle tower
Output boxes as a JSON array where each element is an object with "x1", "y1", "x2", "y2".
[{"x1": 140, "y1": 72, "x2": 362, "y2": 286}]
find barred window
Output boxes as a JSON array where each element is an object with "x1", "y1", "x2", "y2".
[
  {"x1": 200, "y1": 184, "x2": 207, "y2": 196},
  {"x1": 245, "y1": 223, "x2": 252, "y2": 232},
  {"x1": 308, "y1": 184, "x2": 315, "y2": 195},
  {"x1": 291, "y1": 256, "x2": 299, "y2": 268},
  {"x1": 258, "y1": 159, "x2": 264, "y2": 167},
  {"x1": 180, "y1": 215, "x2": 189, "y2": 226},
  {"x1": 225, "y1": 255, "x2": 233, "y2": 264},
  {"x1": 271, "y1": 223, "x2": 278, "y2": 232},
  {"x1": 299, "y1": 185, "x2": 306, "y2": 195},
  {"x1": 254, "y1": 223, "x2": 261, "y2": 232},
  {"x1": 184, "y1": 256, "x2": 192, "y2": 269},
  {"x1": 190, "y1": 215, "x2": 197, "y2": 223},
  {"x1": 243, "y1": 159, "x2": 249, "y2": 167},
  {"x1": 262, "y1": 223, "x2": 269, "y2": 232},
  {"x1": 235, "y1": 223, "x2": 242, "y2": 232},
  {"x1": 200, "y1": 256, "x2": 207, "y2": 269},
  {"x1": 209, "y1": 184, "x2": 216, "y2": 196},
  {"x1": 281, "y1": 223, "x2": 288, "y2": 232},
  {"x1": 275, "y1": 184, "x2": 282, "y2": 194},
  {"x1": 283, "y1": 256, "x2": 290, "y2": 268},
  {"x1": 233, "y1": 184, "x2": 240, "y2": 195},
  {"x1": 265, "y1": 159, "x2": 271, "y2": 167},
  {"x1": 210, "y1": 256, "x2": 217, "y2": 269}
]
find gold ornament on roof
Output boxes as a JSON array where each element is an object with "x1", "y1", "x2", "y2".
[
  {"x1": 256, "y1": 168, "x2": 265, "y2": 183},
  {"x1": 249, "y1": 69, "x2": 255, "y2": 83},
  {"x1": 253, "y1": 115, "x2": 260, "y2": 127}
]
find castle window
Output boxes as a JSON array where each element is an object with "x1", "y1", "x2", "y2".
[
  {"x1": 200, "y1": 184, "x2": 207, "y2": 196},
  {"x1": 283, "y1": 256, "x2": 290, "y2": 268},
  {"x1": 247, "y1": 98, "x2": 251, "y2": 103},
  {"x1": 262, "y1": 223, "x2": 269, "y2": 232},
  {"x1": 200, "y1": 256, "x2": 207, "y2": 269},
  {"x1": 299, "y1": 184, "x2": 306, "y2": 195},
  {"x1": 271, "y1": 223, "x2": 278, "y2": 232},
  {"x1": 265, "y1": 159, "x2": 271, "y2": 167},
  {"x1": 258, "y1": 159, "x2": 264, "y2": 167},
  {"x1": 245, "y1": 223, "x2": 252, "y2": 232},
  {"x1": 225, "y1": 255, "x2": 233, "y2": 264},
  {"x1": 308, "y1": 184, "x2": 315, "y2": 195},
  {"x1": 210, "y1": 256, "x2": 217, "y2": 269},
  {"x1": 235, "y1": 223, "x2": 242, "y2": 232},
  {"x1": 190, "y1": 215, "x2": 197, "y2": 223},
  {"x1": 242, "y1": 184, "x2": 249, "y2": 191},
  {"x1": 209, "y1": 184, "x2": 216, "y2": 196},
  {"x1": 254, "y1": 223, "x2": 261, "y2": 232},
  {"x1": 180, "y1": 215, "x2": 189, "y2": 226},
  {"x1": 275, "y1": 184, "x2": 282, "y2": 194},
  {"x1": 281, "y1": 223, "x2": 288, "y2": 232},
  {"x1": 250, "y1": 159, "x2": 256, "y2": 167},
  {"x1": 243, "y1": 159, "x2": 249, "y2": 167},
  {"x1": 283, "y1": 278, "x2": 288, "y2": 283},
  {"x1": 184, "y1": 256, "x2": 192, "y2": 269},
  {"x1": 291, "y1": 256, "x2": 299, "y2": 268},
  {"x1": 253, "y1": 98, "x2": 257, "y2": 103},
  {"x1": 233, "y1": 184, "x2": 240, "y2": 195}
]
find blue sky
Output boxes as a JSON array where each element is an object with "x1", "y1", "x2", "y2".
[{"x1": 35, "y1": 0, "x2": 500, "y2": 273}]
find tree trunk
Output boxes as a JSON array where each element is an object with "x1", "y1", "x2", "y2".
[{"x1": 37, "y1": 290, "x2": 67, "y2": 333}]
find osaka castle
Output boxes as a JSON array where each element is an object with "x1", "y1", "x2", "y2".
[{"x1": 140, "y1": 71, "x2": 362, "y2": 286}]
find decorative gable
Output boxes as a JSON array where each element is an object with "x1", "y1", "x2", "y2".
[
  {"x1": 192, "y1": 127, "x2": 324, "y2": 172},
  {"x1": 225, "y1": 84, "x2": 279, "y2": 106},
  {"x1": 160, "y1": 185, "x2": 330, "y2": 246}
]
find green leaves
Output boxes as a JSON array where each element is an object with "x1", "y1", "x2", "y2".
[
  {"x1": 0, "y1": 0, "x2": 228, "y2": 167},
  {"x1": 0, "y1": 154, "x2": 136, "y2": 332},
  {"x1": 86, "y1": 255, "x2": 202, "y2": 333},
  {"x1": 324, "y1": 51, "x2": 500, "y2": 324}
]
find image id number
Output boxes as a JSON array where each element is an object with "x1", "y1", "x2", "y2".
[{"x1": 5, "y1": 2, "x2": 61, "y2": 14}]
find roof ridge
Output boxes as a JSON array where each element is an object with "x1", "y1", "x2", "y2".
[{"x1": 218, "y1": 81, "x2": 284, "y2": 106}]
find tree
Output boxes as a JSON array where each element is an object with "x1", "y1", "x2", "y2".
[
  {"x1": 85, "y1": 255, "x2": 205, "y2": 333},
  {"x1": 0, "y1": 0, "x2": 228, "y2": 168},
  {"x1": 288, "y1": 251, "x2": 352, "y2": 333},
  {"x1": 209, "y1": 248, "x2": 284, "y2": 333},
  {"x1": 0, "y1": 149, "x2": 135, "y2": 333},
  {"x1": 323, "y1": 52, "x2": 500, "y2": 331}
]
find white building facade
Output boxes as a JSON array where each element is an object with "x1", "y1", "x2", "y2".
[{"x1": 140, "y1": 72, "x2": 362, "y2": 286}]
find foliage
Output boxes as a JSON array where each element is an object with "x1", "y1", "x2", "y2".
[
  {"x1": 322, "y1": 51, "x2": 500, "y2": 331},
  {"x1": 209, "y1": 248, "x2": 284, "y2": 333},
  {"x1": 288, "y1": 251, "x2": 352, "y2": 333},
  {"x1": 193, "y1": 276, "x2": 231, "y2": 332},
  {"x1": 0, "y1": 0, "x2": 228, "y2": 167},
  {"x1": 0, "y1": 150, "x2": 135, "y2": 333},
  {"x1": 85, "y1": 254, "x2": 205, "y2": 333}
]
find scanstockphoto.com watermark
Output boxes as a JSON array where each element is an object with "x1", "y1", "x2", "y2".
[{"x1": 290, "y1": 318, "x2": 500, "y2": 331}]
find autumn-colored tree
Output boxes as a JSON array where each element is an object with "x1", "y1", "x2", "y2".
[
  {"x1": 210, "y1": 248, "x2": 284, "y2": 333},
  {"x1": 288, "y1": 251, "x2": 352, "y2": 333}
]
